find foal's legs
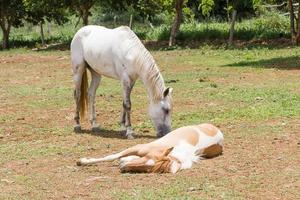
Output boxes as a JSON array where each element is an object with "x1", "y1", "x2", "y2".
[
  {"x1": 88, "y1": 69, "x2": 101, "y2": 132},
  {"x1": 77, "y1": 144, "x2": 148, "y2": 166},
  {"x1": 119, "y1": 156, "x2": 152, "y2": 173},
  {"x1": 120, "y1": 78, "x2": 135, "y2": 139}
]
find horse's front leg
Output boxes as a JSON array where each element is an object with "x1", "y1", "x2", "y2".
[
  {"x1": 121, "y1": 78, "x2": 135, "y2": 139},
  {"x1": 88, "y1": 71, "x2": 101, "y2": 132}
]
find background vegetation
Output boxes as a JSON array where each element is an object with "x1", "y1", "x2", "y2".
[{"x1": 0, "y1": 0, "x2": 298, "y2": 49}]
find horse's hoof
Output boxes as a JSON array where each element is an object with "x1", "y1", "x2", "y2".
[
  {"x1": 126, "y1": 127, "x2": 134, "y2": 139},
  {"x1": 92, "y1": 126, "x2": 101, "y2": 133},
  {"x1": 74, "y1": 125, "x2": 82, "y2": 133},
  {"x1": 77, "y1": 158, "x2": 89, "y2": 166},
  {"x1": 126, "y1": 134, "x2": 134, "y2": 140},
  {"x1": 76, "y1": 160, "x2": 82, "y2": 166},
  {"x1": 157, "y1": 132, "x2": 166, "y2": 138},
  {"x1": 120, "y1": 123, "x2": 126, "y2": 131},
  {"x1": 119, "y1": 164, "x2": 127, "y2": 173}
]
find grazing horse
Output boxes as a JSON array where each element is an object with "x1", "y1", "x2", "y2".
[
  {"x1": 71, "y1": 25, "x2": 173, "y2": 139},
  {"x1": 77, "y1": 123, "x2": 224, "y2": 174}
]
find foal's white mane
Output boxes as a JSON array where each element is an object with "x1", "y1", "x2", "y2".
[{"x1": 122, "y1": 27, "x2": 166, "y2": 102}]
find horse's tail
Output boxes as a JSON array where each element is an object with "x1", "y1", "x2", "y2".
[{"x1": 80, "y1": 67, "x2": 88, "y2": 119}]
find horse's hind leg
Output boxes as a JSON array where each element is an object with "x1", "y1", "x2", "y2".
[
  {"x1": 121, "y1": 77, "x2": 135, "y2": 139},
  {"x1": 72, "y1": 62, "x2": 87, "y2": 133},
  {"x1": 88, "y1": 69, "x2": 101, "y2": 132}
]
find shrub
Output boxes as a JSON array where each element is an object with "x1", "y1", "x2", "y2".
[{"x1": 1, "y1": 11, "x2": 291, "y2": 49}]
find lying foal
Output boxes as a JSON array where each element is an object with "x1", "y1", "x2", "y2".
[{"x1": 77, "y1": 123, "x2": 224, "y2": 173}]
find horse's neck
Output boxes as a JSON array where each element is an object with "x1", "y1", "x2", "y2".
[{"x1": 138, "y1": 62, "x2": 165, "y2": 102}]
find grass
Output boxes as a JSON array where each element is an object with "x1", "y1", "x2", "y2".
[
  {"x1": 114, "y1": 176, "x2": 244, "y2": 200},
  {"x1": 0, "y1": 46, "x2": 299, "y2": 199}
]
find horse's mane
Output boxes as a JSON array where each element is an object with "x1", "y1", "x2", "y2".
[{"x1": 121, "y1": 26, "x2": 165, "y2": 102}]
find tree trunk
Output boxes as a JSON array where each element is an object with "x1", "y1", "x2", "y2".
[
  {"x1": 226, "y1": 0, "x2": 230, "y2": 22},
  {"x1": 0, "y1": 21, "x2": 11, "y2": 49},
  {"x1": 2, "y1": 29, "x2": 9, "y2": 49},
  {"x1": 113, "y1": 15, "x2": 117, "y2": 27},
  {"x1": 295, "y1": 0, "x2": 300, "y2": 44},
  {"x1": 82, "y1": 9, "x2": 89, "y2": 26},
  {"x1": 40, "y1": 22, "x2": 45, "y2": 46},
  {"x1": 129, "y1": 14, "x2": 133, "y2": 29},
  {"x1": 47, "y1": 22, "x2": 51, "y2": 34},
  {"x1": 228, "y1": 10, "x2": 237, "y2": 46},
  {"x1": 288, "y1": 0, "x2": 296, "y2": 43},
  {"x1": 169, "y1": 0, "x2": 184, "y2": 47}
]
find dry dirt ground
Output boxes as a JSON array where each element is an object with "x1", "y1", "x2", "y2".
[{"x1": 0, "y1": 48, "x2": 299, "y2": 199}]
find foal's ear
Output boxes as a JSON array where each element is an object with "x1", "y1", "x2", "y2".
[{"x1": 163, "y1": 87, "x2": 173, "y2": 98}]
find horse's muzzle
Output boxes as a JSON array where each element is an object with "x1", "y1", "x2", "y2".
[{"x1": 156, "y1": 124, "x2": 171, "y2": 138}]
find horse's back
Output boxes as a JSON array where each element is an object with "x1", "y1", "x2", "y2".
[
  {"x1": 71, "y1": 25, "x2": 116, "y2": 52},
  {"x1": 71, "y1": 25, "x2": 134, "y2": 52},
  {"x1": 71, "y1": 25, "x2": 141, "y2": 79}
]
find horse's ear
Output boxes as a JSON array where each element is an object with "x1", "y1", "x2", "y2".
[
  {"x1": 162, "y1": 147, "x2": 174, "y2": 156},
  {"x1": 163, "y1": 87, "x2": 173, "y2": 98}
]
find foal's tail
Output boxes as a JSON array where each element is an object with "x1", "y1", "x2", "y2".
[{"x1": 80, "y1": 68, "x2": 88, "y2": 119}]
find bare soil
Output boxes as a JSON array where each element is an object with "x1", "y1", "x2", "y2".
[{"x1": 0, "y1": 50, "x2": 299, "y2": 199}]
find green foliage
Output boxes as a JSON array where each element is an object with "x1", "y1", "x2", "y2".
[
  {"x1": 4, "y1": 11, "x2": 290, "y2": 49},
  {"x1": 6, "y1": 21, "x2": 76, "y2": 48},
  {"x1": 136, "y1": 0, "x2": 166, "y2": 19},
  {"x1": 0, "y1": 0, "x2": 26, "y2": 48},
  {"x1": 188, "y1": 0, "x2": 256, "y2": 20},
  {"x1": 67, "y1": 0, "x2": 97, "y2": 25},
  {"x1": 0, "y1": 0, "x2": 26, "y2": 28},
  {"x1": 253, "y1": 11, "x2": 289, "y2": 38},
  {"x1": 102, "y1": 0, "x2": 172, "y2": 21},
  {"x1": 199, "y1": 0, "x2": 215, "y2": 17},
  {"x1": 23, "y1": 0, "x2": 69, "y2": 25}
]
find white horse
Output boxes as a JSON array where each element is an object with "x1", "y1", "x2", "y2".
[{"x1": 70, "y1": 25, "x2": 173, "y2": 139}]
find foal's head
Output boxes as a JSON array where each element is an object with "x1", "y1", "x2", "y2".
[
  {"x1": 149, "y1": 87, "x2": 173, "y2": 137},
  {"x1": 151, "y1": 149, "x2": 181, "y2": 174}
]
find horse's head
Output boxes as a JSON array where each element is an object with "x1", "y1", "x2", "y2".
[{"x1": 149, "y1": 87, "x2": 173, "y2": 137}]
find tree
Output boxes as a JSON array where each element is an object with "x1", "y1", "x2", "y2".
[
  {"x1": 187, "y1": 0, "x2": 255, "y2": 20},
  {"x1": 24, "y1": 0, "x2": 69, "y2": 46},
  {"x1": 136, "y1": 0, "x2": 167, "y2": 20},
  {"x1": 168, "y1": 0, "x2": 216, "y2": 46},
  {"x1": 288, "y1": 0, "x2": 300, "y2": 44},
  {"x1": 228, "y1": 9, "x2": 237, "y2": 45},
  {"x1": 169, "y1": 0, "x2": 185, "y2": 46},
  {"x1": 101, "y1": 0, "x2": 168, "y2": 23},
  {"x1": 68, "y1": 0, "x2": 96, "y2": 26},
  {"x1": 0, "y1": 0, "x2": 26, "y2": 49},
  {"x1": 223, "y1": 1, "x2": 256, "y2": 45}
]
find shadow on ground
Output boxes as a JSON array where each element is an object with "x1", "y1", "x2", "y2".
[
  {"x1": 78, "y1": 129, "x2": 157, "y2": 139},
  {"x1": 225, "y1": 55, "x2": 300, "y2": 70}
]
